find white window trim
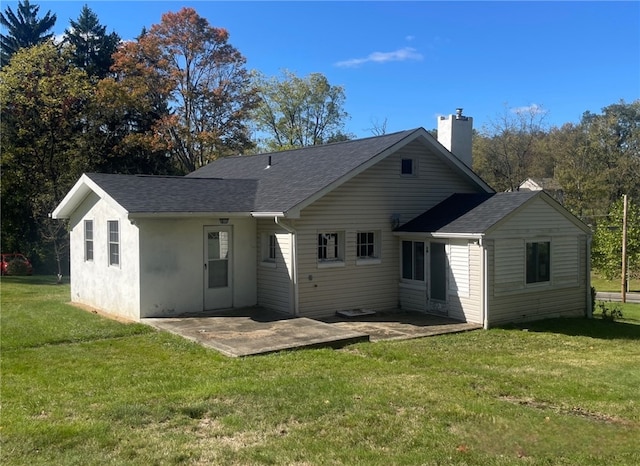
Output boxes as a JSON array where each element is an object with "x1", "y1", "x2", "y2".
[
  {"x1": 317, "y1": 231, "x2": 345, "y2": 267},
  {"x1": 84, "y1": 219, "x2": 94, "y2": 262},
  {"x1": 107, "y1": 220, "x2": 120, "y2": 268},
  {"x1": 356, "y1": 230, "x2": 382, "y2": 266}
]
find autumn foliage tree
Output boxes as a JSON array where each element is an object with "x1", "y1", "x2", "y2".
[{"x1": 111, "y1": 8, "x2": 258, "y2": 173}]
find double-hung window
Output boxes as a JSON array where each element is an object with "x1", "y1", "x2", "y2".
[
  {"x1": 356, "y1": 231, "x2": 381, "y2": 264},
  {"x1": 402, "y1": 240, "x2": 425, "y2": 281},
  {"x1": 84, "y1": 220, "x2": 93, "y2": 261},
  {"x1": 318, "y1": 232, "x2": 344, "y2": 266},
  {"x1": 108, "y1": 220, "x2": 120, "y2": 267},
  {"x1": 526, "y1": 241, "x2": 550, "y2": 284}
]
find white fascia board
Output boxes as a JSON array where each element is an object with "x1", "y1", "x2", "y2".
[
  {"x1": 250, "y1": 212, "x2": 286, "y2": 218},
  {"x1": 392, "y1": 231, "x2": 483, "y2": 239},
  {"x1": 430, "y1": 232, "x2": 483, "y2": 239},
  {"x1": 128, "y1": 211, "x2": 253, "y2": 219}
]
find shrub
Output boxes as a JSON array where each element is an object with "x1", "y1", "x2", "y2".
[{"x1": 596, "y1": 301, "x2": 623, "y2": 321}]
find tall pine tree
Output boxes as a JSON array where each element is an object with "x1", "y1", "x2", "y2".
[
  {"x1": 63, "y1": 5, "x2": 120, "y2": 80},
  {"x1": 0, "y1": 0, "x2": 56, "y2": 67}
]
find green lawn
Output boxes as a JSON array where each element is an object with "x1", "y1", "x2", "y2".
[
  {"x1": 591, "y1": 273, "x2": 640, "y2": 293},
  {"x1": 2, "y1": 277, "x2": 639, "y2": 465}
]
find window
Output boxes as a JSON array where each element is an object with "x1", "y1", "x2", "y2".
[
  {"x1": 108, "y1": 220, "x2": 120, "y2": 267},
  {"x1": 526, "y1": 241, "x2": 550, "y2": 284},
  {"x1": 318, "y1": 232, "x2": 344, "y2": 266},
  {"x1": 84, "y1": 220, "x2": 93, "y2": 261},
  {"x1": 402, "y1": 240, "x2": 425, "y2": 281},
  {"x1": 261, "y1": 233, "x2": 277, "y2": 265},
  {"x1": 356, "y1": 231, "x2": 381, "y2": 264},
  {"x1": 401, "y1": 158, "x2": 415, "y2": 176},
  {"x1": 268, "y1": 234, "x2": 277, "y2": 261}
]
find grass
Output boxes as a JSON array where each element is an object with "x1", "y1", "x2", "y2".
[
  {"x1": 2, "y1": 276, "x2": 640, "y2": 465},
  {"x1": 591, "y1": 273, "x2": 640, "y2": 293}
]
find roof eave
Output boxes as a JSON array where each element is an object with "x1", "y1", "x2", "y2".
[
  {"x1": 128, "y1": 211, "x2": 254, "y2": 219},
  {"x1": 51, "y1": 174, "x2": 129, "y2": 219},
  {"x1": 393, "y1": 231, "x2": 484, "y2": 239}
]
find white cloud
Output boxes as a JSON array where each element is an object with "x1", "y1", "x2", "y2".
[
  {"x1": 511, "y1": 103, "x2": 545, "y2": 115},
  {"x1": 334, "y1": 47, "x2": 423, "y2": 68}
]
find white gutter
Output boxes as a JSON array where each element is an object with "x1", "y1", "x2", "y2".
[
  {"x1": 251, "y1": 212, "x2": 285, "y2": 218},
  {"x1": 480, "y1": 237, "x2": 489, "y2": 330},
  {"x1": 275, "y1": 217, "x2": 299, "y2": 316}
]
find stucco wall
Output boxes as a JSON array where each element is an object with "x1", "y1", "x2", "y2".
[
  {"x1": 138, "y1": 217, "x2": 257, "y2": 318},
  {"x1": 69, "y1": 193, "x2": 140, "y2": 321}
]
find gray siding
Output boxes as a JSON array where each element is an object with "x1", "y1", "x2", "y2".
[{"x1": 295, "y1": 141, "x2": 482, "y2": 318}]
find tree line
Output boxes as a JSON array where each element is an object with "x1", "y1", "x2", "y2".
[{"x1": 1, "y1": 1, "x2": 638, "y2": 279}]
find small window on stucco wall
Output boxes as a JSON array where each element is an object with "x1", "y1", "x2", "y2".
[
  {"x1": 108, "y1": 220, "x2": 120, "y2": 267},
  {"x1": 84, "y1": 220, "x2": 93, "y2": 261}
]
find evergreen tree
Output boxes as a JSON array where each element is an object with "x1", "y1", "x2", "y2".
[
  {"x1": 0, "y1": 0, "x2": 56, "y2": 66},
  {"x1": 63, "y1": 5, "x2": 120, "y2": 80}
]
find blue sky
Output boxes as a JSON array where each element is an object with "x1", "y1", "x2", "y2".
[{"x1": 4, "y1": 1, "x2": 640, "y2": 138}]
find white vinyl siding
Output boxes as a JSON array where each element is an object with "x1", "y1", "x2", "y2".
[
  {"x1": 294, "y1": 140, "x2": 482, "y2": 318},
  {"x1": 448, "y1": 241, "x2": 469, "y2": 297},
  {"x1": 446, "y1": 241, "x2": 482, "y2": 324},
  {"x1": 256, "y1": 219, "x2": 293, "y2": 313},
  {"x1": 485, "y1": 196, "x2": 589, "y2": 326}
]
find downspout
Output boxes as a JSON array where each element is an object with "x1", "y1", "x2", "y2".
[
  {"x1": 586, "y1": 235, "x2": 593, "y2": 318},
  {"x1": 275, "y1": 217, "x2": 299, "y2": 316},
  {"x1": 480, "y1": 237, "x2": 489, "y2": 330}
]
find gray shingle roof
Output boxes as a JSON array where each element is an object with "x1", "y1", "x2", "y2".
[
  {"x1": 188, "y1": 129, "x2": 419, "y2": 212},
  {"x1": 69, "y1": 127, "x2": 490, "y2": 217},
  {"x1": 86, "y1": 173, "x2": 257, "y2": 213},
  {"x1": 397, "y1": 191, "x2": 538, "y2": 234}
]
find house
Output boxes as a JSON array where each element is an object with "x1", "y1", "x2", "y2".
[
  {"x1": 518, "y1": 177, "x2": 565, "y2": 204},
  {"x1": 52, "y1": 111, "x2": 592, "y2": 328}
]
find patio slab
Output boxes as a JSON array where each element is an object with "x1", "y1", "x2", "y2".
[
  {"x1": 143, "y1": 310, "x2": 369, "y2": 357},
  {"x1": 142, "y1": 309, "x2": 481, "y2": 357}
]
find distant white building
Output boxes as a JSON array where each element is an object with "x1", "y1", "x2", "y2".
[{"x1": 518, "y1": 177, "x2": 564, "y2": 204}]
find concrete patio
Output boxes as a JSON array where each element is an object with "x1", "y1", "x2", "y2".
[{"x1": 143, "y1": 308, "x2": 482, "y2": 357}]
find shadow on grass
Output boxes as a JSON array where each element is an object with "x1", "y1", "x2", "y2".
[
  {"x1": 505, "y1": 317, "x2": 640, "y2": 340},
  {"x1": 1, "y1": 275, "x2": 68, "y2": 286}
]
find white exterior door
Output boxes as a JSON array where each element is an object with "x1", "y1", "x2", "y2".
[{"x1": 204, "y1": 226, "x2": 233, "y2": 310}]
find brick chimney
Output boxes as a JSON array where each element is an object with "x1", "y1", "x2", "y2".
[{"x1": 437, "y1": 108, "x2": 473, "y2": 168}]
